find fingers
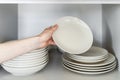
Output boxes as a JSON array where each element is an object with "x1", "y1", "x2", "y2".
[
  {"x1": 45, "y1": 24, "x2": 58, "y2": 34},
  {"x1": 45, "y1": 26, "x2": 53, "y2": 31},
  {"x1": 52, "y1": 24, "x2": 58, "y2": 31},
  {"x1": 48, "y1": 39, "x2": 56, "y2": 45},
  {"x1": 39, "y1": 25, "x2": 58, "y2": 48}
]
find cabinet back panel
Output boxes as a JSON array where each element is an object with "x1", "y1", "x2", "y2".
[
  {"x1": 18, "y1": 4, "x2": 102, "y2": 46},
  {"x1": 0, "y1": 4, "x2": 18, "y2": 42}
]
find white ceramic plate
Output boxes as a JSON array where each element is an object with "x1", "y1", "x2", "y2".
[
  {"x1": 63, "y1": 63, "x2": 116, "y2": 75},
  {"x1": 53, "y1": 16, "x2": 93, "y2": 54},
  {"x1": 2, "y1": 58, "x2": 49, "y2": 68},
  {"x1": 62, "y1": 53, "x2": 116, "y2": 67},
  {"x1": 11, "y1": 55, "x2": 48, "y2": 61},
  {"x1": 29, "y1": 47, "x2": 48, "y2": 52},
  {"x1": 2, "y1": 58, "x2": 48, "y2": 68},
  {"x1": 5, "y1": 54, "x2": 49, "y2": 62},
  {"x1": 24, "y1": 49, "x2": 48, "y2": 56},
  {"x1": 3, "y1": 56, "x2": 48, "y2": 64},
  {"x1": 2, "y1": 55, "x2": 49, "y2": 67},
  {"x1": 66, "y1": 54, "x2": 108, "y2": 63},
  {"x1": 66, "y1": 46, "x2": 108, "y2": 61},
  {"x1": 2, "y1": 61, "x2": 48, "y2": 76},
  {"x1": 63, "y1": 61, "x2": 116, "y2": 72},
  {"x1": 12, "y1": 51, "x2": 48, "y2": 60},
  {"x1": 24, "y1": 49, "x2": 48, "y2": 55},
  {"x1": 63, "y1": 60, "x2": 116, "y2": 70}
]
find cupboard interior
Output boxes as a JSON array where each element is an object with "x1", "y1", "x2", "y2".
[
  {"x1": 19, "y1": 0, "x2": 120, "y2": 3},
  {"x1": 0, "y1": 4, "x2": 120, "y2": 71},
  {"x1": 0, "y1": 4, "x2": 18, "y2": 42}
]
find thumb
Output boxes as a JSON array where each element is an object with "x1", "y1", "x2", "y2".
[{"x1": 50, "y1": 24, "x2": 58, "y2": 34}]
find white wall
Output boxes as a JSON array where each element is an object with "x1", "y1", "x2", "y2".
[
  {"x1": 0, "y1": 4, "x2": 18, "y2": 42},
  {"x1": 18, "y1": 4, "x2": 102, "y2": 46},
  {"x1": 102, "y1": 4, "x2": 120, "y2": 70}
]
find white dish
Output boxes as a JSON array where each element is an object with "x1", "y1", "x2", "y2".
[
  {"x1": 2, "y1": 55, "x2": 48, "y2": 67},
  {"x1": 12, "y1": 52, "x2": 48, "y2": 60},
  {"x1": 2, "y1": 55, "x2": 48, "y2": 64},
  {"x1": 3, "y1": 57, "x2": 48, "y2": 66},
  {"x1": 62, "y1": 53, "x2": 116, "y2": 67},
  {"x1": 70, "y1": 56, "x2": 108, "y2": 64},
  {"x1": 23, "y1": 49, "x2": 48, "y2": 56},
  {"x1": 2, "y1": 61, "x2": 48, "y2": 76},
  {"x1": 29, "y1": 47, "x2": 48, "y2": 52},
  {"x1": 75, "y1": 56, "x2": 108, "y2": 63},
  {"x1": 63, "y1": 61, "x2": 116, "y2": 72},
  {"x1": 66, "y1": 46, "x2": 108, "y2": 62},
  {"x1": 25, "y1": 49, "x2": 48, "y2": 55},
  {"x1": 67, "y1": 54, "x2": 108, "y2": 63},
  {"x1": 63, "y1": 60, "x2": 116, "y2": 70},
  {"x1": 4, "y1": 54, "x2": 48, "y2": 62},
  {"x1": 63, "y1": 63, "x2": 116, "y2": 75},
  {"x1": 2, "y1": 58, "x2": 48, "y2": 68},
  {"x1": 53, "y1": 16, "x2": 93, "y2": 54}
]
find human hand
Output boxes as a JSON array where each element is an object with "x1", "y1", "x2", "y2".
[{"x1": 38, "y1": 24, "x2": 58, "y2": 48}]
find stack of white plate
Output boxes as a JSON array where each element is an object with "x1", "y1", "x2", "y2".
[
  {"x1": 1, "y1": 47, "x2": 49, "y2": 76},
  {"x1": 62, "y1": 46, "x2": 117, "y2": 75}
]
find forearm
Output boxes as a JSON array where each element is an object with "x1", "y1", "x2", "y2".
[{"x1": 0, "y1": 36, "x2": 40, "y2": 63}]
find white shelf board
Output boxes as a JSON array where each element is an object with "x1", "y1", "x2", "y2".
[
  {"x1": 0, "y1": 48, "x2": 119, "y2": 80},
  {"x1": 0, "y1": 0, "x2": 120, "y2": 4}
]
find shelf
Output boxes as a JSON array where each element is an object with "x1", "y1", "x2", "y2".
[
  {"x1": 0, "y1": 0, "x2": 18, "y2": 3},
  {"x1": 0, "y1": 48, "x2": 119, "y2": 80},
  {"x1": 0, "y1": 0, "x2": 120, "y2": 4}
]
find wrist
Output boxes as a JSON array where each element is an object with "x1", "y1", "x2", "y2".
[{"x1": 32, "y1": 36, "x2": 41, "y2": 49}]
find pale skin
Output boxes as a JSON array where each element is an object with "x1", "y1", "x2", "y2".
[{"x1": 0, "y1": 25, "x2": 58, "y2": 63}]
